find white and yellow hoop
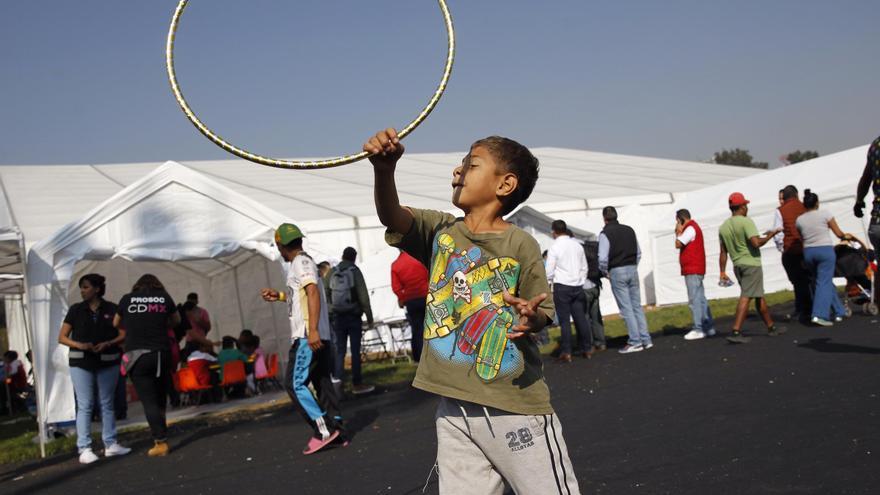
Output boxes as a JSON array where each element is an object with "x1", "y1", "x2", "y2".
[{"x1": 165, "y1": 0, "x2": 455, "y2": 169}]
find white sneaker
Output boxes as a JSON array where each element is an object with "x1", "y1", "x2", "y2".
[
  {"x1": 79, "y1": 448, "x2": 99, "y2": 464},
  {"x1": 834, "y1": 316, "x2": 844, "y2": 323},
  {"x1": 104, "y1": 443, "x2": 131, "y2": 457},
  {"x1": 811, "y1": 316, "x2": 833, "y2": 327},
  {"x1": 684, "y1": 329, "x2": 706, "y2": 340},
  {"x1": 643, "y1": 342, "x2": 654, "y2": 350},
  {"x1": 705, "y1": 328, "x2": 717, "y2": 337},
  {"x1": 618, "y1": 344, "x2": 644, "y2": 354}
]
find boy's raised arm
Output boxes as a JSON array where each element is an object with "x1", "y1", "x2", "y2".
[{"x1": 365, "y1": 128, "x2": 413, "y2": 234}]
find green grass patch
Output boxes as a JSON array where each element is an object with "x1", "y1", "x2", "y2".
[
  {"x1": 360, "y1": 359, "x2": 418, "y2": 388},
  {"x1": 0, "y1": 414, "x2": 78, "y2": 465},
  {"x1": 540, "y1": 289, "x2": 794, "y2": 353}
]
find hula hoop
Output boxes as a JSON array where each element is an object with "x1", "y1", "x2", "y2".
[{"x1": 165, "y1": 0, "x2": 455, "y2": 169}]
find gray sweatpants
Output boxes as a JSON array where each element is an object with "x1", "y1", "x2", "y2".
[{"x1": 435, "y1": 397, "x2": 580, "y2": 495}]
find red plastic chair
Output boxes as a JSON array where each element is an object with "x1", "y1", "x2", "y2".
[
  {"x1": 220, "y1": 360, "x2": 247, "y2": 387},
  {"x1": 256, "y1": 353, "x2": 282, "y2": 391},
  {"x1": 177, "y1": 367, "x2": 212, "y2": 406}
]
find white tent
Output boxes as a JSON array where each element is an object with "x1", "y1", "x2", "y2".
[
  {"x1": 1, "y1": 148, "x2": 758, "y2": 332},
  {"x1": 0, "y1": 147, "x2": 767, "y2": 432},
  {"x1": 25, "y1": 162, "x2": 333, "y2": 425},
  {"x1": 649, "y1": 145, "x2": 871, "y2": 306}
]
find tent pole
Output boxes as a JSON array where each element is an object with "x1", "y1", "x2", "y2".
[
  {"x1": 18, "y1": 235, "x2": 46, "y2": 457},
  {"x1": 232, "y1": 263, "x2": 245, "y2": 330}
]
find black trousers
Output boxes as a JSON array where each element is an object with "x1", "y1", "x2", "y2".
[
  {"x1": 284, "y1": 339, "x2": 344, "y2": 439},
  {"x1": 129, "y1": 350, "x2": 170, "y2": 441},
  {"x1": 782, "y1": 251, "x2": 813, "y2": 317},
  {"x1": 404, "y1": 298, "x2": 426, "y2": 362},
  {"x1": 553, "y1": 283, "x2": 592, "y2": 354}
]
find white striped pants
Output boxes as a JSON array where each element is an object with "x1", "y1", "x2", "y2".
[{"x1": 435, "y1": 397, "x2": 580, "y2": 495}]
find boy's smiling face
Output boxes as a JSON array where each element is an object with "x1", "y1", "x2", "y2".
[{"x1": 451, "y1": 145, "x2": 517, "y2": 213}]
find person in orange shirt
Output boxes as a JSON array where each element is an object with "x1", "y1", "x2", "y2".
[{"x1": 391, "y1": 249, "x2": 429, "y2": 362}]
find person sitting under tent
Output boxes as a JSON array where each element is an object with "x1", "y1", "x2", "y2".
[
  {"x1": 4, "y1": 350, "x2": 28, "y2": 414},
  {"x1": 217, "y1": 336, "x2": 249, "y2": 398}
]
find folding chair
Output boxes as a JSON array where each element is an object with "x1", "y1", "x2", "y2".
[
  {"x1": 386, "y1": 318, "x2": 413, "y2": 363},
  {"x1": 360, "y1": 322, "x2": 390, "y2": 362}
]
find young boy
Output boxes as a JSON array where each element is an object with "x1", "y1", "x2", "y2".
[
  {"x1": 261, "y1": 224, "x2": 346, "y2": 455},
  {"x1": 364, "y1": 129, "x2": 580, "y2": 494}
]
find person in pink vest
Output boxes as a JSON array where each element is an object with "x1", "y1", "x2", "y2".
[{"x1": 675, "y1": 209, "x2": 716, "y2": 340}]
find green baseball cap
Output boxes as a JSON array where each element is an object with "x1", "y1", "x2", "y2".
[{"x1": 274, "y1": 223, "x2": 304, "y2": 245}]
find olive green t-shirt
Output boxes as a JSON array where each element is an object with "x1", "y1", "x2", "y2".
[
  {"x1": 385, "y1": 207, "x2": 556, "y2": 415},
  {"x1": 718, "y1": 215, "x2": 762, "y2": 267}
]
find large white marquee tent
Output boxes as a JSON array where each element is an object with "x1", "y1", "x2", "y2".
[
  {"x1": 649, "y1": 145, "x2": 872, "y2": 306},
  {"x1": 0, "y1": 146, "x2": 776, "y2": 435}
]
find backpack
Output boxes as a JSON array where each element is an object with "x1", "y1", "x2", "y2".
[
  {"x1": 583, "y1": 240, "x2": 601, "y2": 283},
  {"x1": 329, "y1": 266, "x2": 360, "y2": 314}
]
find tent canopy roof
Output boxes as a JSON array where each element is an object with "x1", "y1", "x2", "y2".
[{"x1": 1, "y1": 148, "x2": 759, "y2": 243}]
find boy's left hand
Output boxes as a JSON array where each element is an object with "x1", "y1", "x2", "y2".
[{"x1": 502, "y1": 290, "x2": 549, "y2": 339}]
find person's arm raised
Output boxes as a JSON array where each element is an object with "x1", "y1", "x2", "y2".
[{"x1": 364, "y1": 128, "x2": 413, "y2": 234}]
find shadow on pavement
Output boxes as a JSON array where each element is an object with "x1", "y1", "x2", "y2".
[{"x1": 798, "y1": 337, "x2": 880, "y2": 354}]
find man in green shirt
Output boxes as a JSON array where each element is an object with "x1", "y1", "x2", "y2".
[{"x1": 718, "y1": 192, "x2": 785, "y2": 343}]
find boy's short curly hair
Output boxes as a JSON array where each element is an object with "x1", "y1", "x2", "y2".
[{"x1": 472, "y1": 136, "x2": 539, "y2": 215}]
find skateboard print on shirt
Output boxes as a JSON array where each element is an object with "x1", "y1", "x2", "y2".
[{"x1": 423, "y1": 233, "x2": 521, "y2": 382}]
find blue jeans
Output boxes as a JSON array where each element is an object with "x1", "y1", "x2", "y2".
[
  {"x1": 70, "y1": 365, "x2": 119, "y2": 451},
  {"x1": 804, "y1": 246, "x2": 846, "y2": 320},
  {"x1": 609, "y1": 265, "x2": 651, "y2": 346},
  {"x1": 684, "y1": 274, "x2": 714, "y2": 332}
]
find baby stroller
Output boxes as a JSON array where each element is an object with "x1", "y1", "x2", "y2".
[{"x1": 834, "y1": 239, "x2": 878, "y2": 316}]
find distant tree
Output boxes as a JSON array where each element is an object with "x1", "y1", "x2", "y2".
[
  {"x1": 712, "y1": 148, "x2": 768, "y2": 169},
  {"x1": 780, "y1": 150, "x2": 820, "y2": 166}
]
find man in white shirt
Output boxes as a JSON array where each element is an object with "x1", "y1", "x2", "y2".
[
  {"x1": 545, "y1": 220, "x2": 592, "y2": 362},
  {"x1": 261, "y1": 223, "x2": 345, "y2": 455}
]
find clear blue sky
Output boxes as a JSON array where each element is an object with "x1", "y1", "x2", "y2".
[{"x1": 1, "y1": 1, "x2": 876, "y2": 166}]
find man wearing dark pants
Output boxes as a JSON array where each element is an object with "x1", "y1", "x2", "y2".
[
  {"x1": 545, "y1": 220, "x2": 591, "y2": 362},
  {"x1": 582, "y1": 240, "x2": 606, "y2": 351},
  {"x1": 773, "y1": 185, "x2": 812, "y2": 322},
  {"x1": 261, "y1": 223, "x2": 345, "y2": 455},
  {"x1": 326, "y1": 247, "x2": 375, "y2": 394},
  {"x1": 391, "y1": 250, "x2": 429, "y2": 362}
]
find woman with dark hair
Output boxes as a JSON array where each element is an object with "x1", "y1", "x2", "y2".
[
  {"x1": 58, "y1": 273, "x2": 131, "y2": 464},
  {"x1": 114, "y1": 274, "x2": 180, "y2": 456},
  {"x1": 796, "y1": 189, "x2": 854, "y2": 326}
]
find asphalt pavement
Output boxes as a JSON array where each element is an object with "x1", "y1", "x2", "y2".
[{"x1": 3, "y1": 302, "x2": 878, "y2": 495}]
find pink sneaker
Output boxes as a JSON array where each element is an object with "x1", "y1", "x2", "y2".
[{"x1": 302, "y1": 430, "x2": 340, "y2": 455}]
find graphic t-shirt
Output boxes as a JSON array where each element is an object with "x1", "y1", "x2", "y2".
[
  {"x1": 117, "y1": 289, "x2": 177, "y2": 351},
  {"x1": 386, "y1": 208, "x2": 556, "y2": 415},
  {"x1": 718, "y1": 215, "x2": 762, "y2": 268},
  {"x1": 284, "y1": 253, "x2": 332, "y2": 342}
]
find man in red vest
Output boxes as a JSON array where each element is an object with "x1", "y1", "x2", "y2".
[
  {"x1": 675, "y1": 209, "x2": 715, "y2": 340},
  {"x1": 772, "y1": 185, "x2": 812, "y2": 322},
  {"x1": 390, "y1": 250, "x2": 429, "y2": 362}
]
